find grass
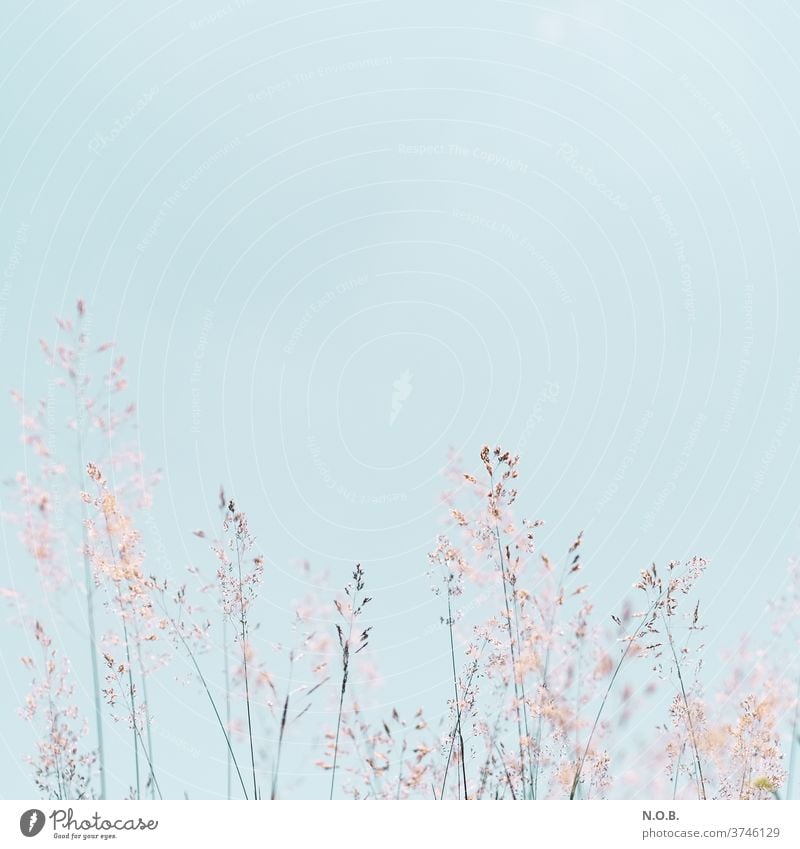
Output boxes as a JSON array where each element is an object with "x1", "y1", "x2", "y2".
[{"x1": 5, "y1": 308, "x2": 796, "y2": 800}]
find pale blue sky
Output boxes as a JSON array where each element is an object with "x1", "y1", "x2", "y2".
[{"x1": 2, "y1": 0, "x2": 800, "y2": 799}]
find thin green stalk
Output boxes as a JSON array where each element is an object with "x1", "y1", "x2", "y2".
[
  {"x1": 330, "y1": 603, "x2": 355, "y2": 800},
  {"x1": 74, "y1": 396, "x2": 105, "y2": 799},
  {"x1": 442, "y1": 637, "x2": 487, "y2": 798},
  {"x1": 217, "y1": 493, "x2": 233, "y2": 800},
  {"x1": 157, "y1": 593, "x2": 249, "y2": 799},
  {"x1": 532, "y1": 552, "x2": 572, "y2": 799},
  {"x1": 42, "y1": 642, "x2": 66, "y2": 800},
  {"x1": 223, "y1": 617, "x2": 232, "y2": 800},
  {"x1": 330, "y1": 565, "x2": 371, "y2": 800},
  {"x1": 112, "y1": 661, "x2": 162, "y2": 800},
  {"x1": 329, "y1": 637, "x2": 353, "y2": 800},
  {"x1": 97, "y1": 499, "x2": 154, "y2": 800},
  {"x1": 445, "y1": 585, "x2": 468, "y2": 799},
  {"x1": 234, "y1": 534, "x2": 258, "y2": 800},
  {"x1": 662, "y1": 615, "x2": 706, "y2": 800},
  {"x1": 132, "y1": 619, "x2": 156, "y2": 799},
  {"x1": 569, "y1": 588, "x2": 665, "y2": 799},
  {"x1": 133, "y1": 722, "x2": 163, "y2": 800},
  {"x1": 509, "y1": 576, "x2": 533, "y2": 796},
  {"x1": 99, "y1": 511, "x2": 142, "y2": 799},
  {"x1": 271, "y1": 653, "x2": 294, "y2": 800},
  {"x1": 330, "y1": 678, "x2": 347, "y2": 799},
  {"x1": 83, "y1": 563, "x2": 105, "y2": 797},
  {"x1": 487, "y1": 465, "x2": 530, "y2": 795},
  {"x1": 490, "y1": 506, "x2": 527, "y2": 798},
  {"x1": 115, "y1": 588, "x2": 140, "y2": 799}
]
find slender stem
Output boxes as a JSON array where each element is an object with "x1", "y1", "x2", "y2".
[
  {"x1": 330, "y1": 600, "x2": 357, "y2": 800},
  {"x1": 442, "y1": 638, "x2": 486, "y2": 795},
  {"x1": 42, "y1": 643, "x2": 66, "y2": 800},
  {"x1": 131, "y1": 718, "x2": 163, "y2": 800},
  {"x1": 271, "y1": 654, "x2": 293, "y2": 800},
  {"x1": 190, "y1": 654, "x2": 249, "y2": 799},
  {"x1": 223, "y1": 617, "x2": 232, "y2": 800},
  {"x1": 507, "y1": 548, "x2": 534, "y2": 796},
  {"x1": 132, "y1": 619, "x2": 156, "y2": 798},
  {"x1": 662, "y1": 615, "x2": 706, "y2": 800},
  {"x1": 532, "y1": 552, "x2": 572, "y2": 799},
  {"x1": 489, "y1": 484, "x2": 526, "y2": 798},
  {"x1": 83, "y1": 571, "x2": 105, "y2": 797},
  {"x1": 569, "y1": 589, "x2": 665, "y2": 799},
  {"x1": 115, "y1": 587, "x2": 140, "y2": 799},
  {"x1": 95, "y1": 475, "x2": 163, "y2": 800},
  {"x1": 234, "y1": 534, "x2": 258, "y2": 800},
  {"x1": 330, "y1": 683, "x2": 347, "y2": 799},
  {"x1": 112, "y1": 660, "x2": 163, "y2": 800},
  {"x1": 439, "y1": 637, "x2": 489, "y2": 799},
  {"x1": 444, "y1": 586, "x2": 468, "y2": 798},
  {"x1": 93, "y1": 476, "x2": 154, "y2": 801},
  {"x1": 495, "y1": 744, "x2": 517, "y2": 800},
  {"x1": 344, "y1": 694, "x2": 381, "y2": 800},
  {"x1": 98, "y1": 509, "x2": 141, "y2": 799},
  {"x1": 158, "y1": 594, "x2": 249, "y2": 798},
  {"x1": 74, "y1": 395, "x2": 106, "y2": 799}
]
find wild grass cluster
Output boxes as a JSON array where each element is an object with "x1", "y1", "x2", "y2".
[{"x1": 2, "y1": 301, "x2": 797, "y2": 800}]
